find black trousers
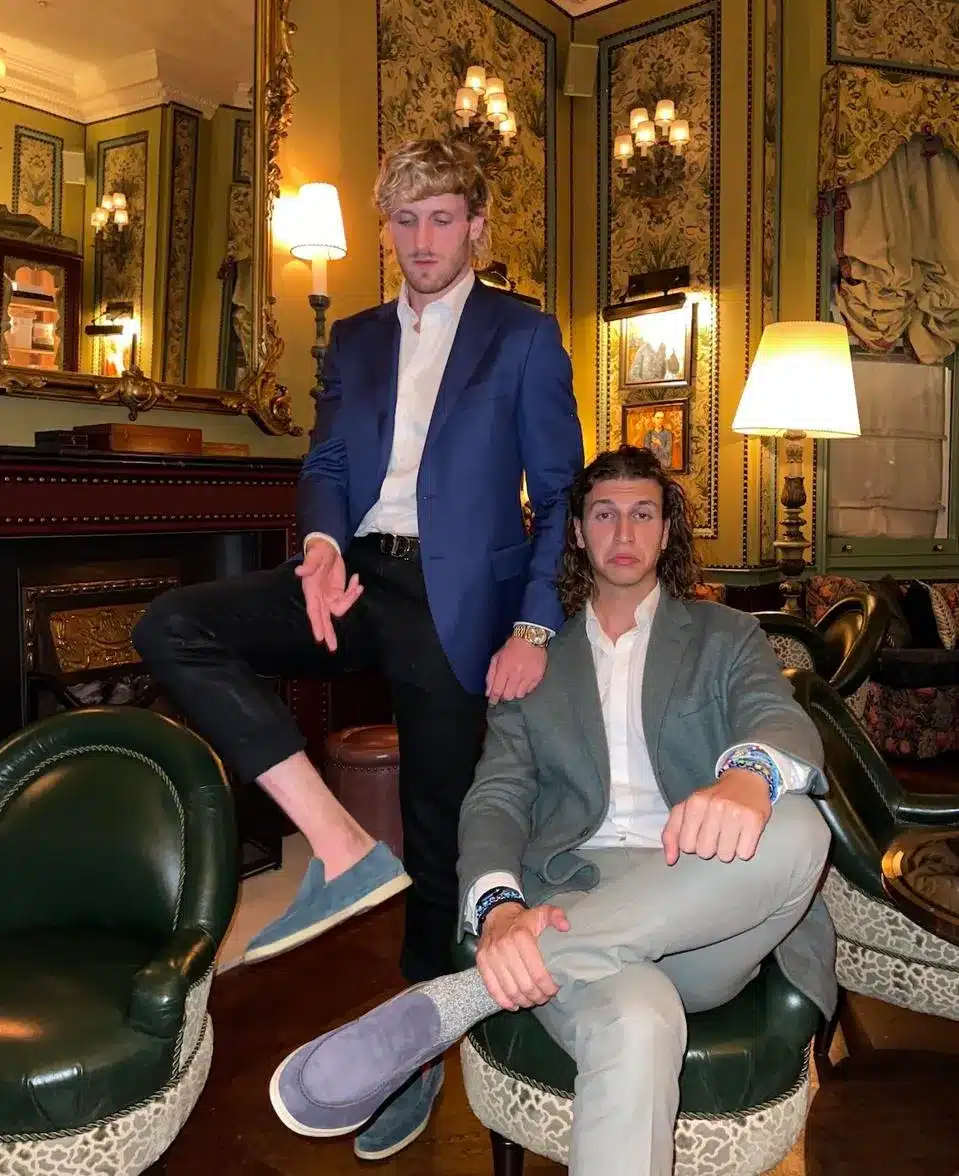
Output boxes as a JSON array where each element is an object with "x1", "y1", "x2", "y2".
[{"x1": 133, "y1": 536, "x2": 488, "y2": 982}]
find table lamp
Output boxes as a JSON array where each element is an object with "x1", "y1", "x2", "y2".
[
  {"x1": 733, "y1": 321, "x2": 860, "y2": 613},
  {"x1": 290, "y1": 182, "x2": 347, "y2": 405}
]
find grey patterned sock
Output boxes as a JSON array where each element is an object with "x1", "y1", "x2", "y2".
[{"x1": 417, "y1": 967, "x2": 502, "y2": 1042}]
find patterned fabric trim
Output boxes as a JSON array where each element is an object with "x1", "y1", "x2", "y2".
[
  {"x1": 460, "y1": 1036, "x2": 811, "y2": 1176},
  {"x1": 836, "y1": 939, "x2": 959, "y2": 1022},
  {"x1": 920, "y1": 582, "x2": 958, "y2": 650},
  {"x1": 176, "y1": 968, "x2": 213, "y2": 1072},
  {"x1": 0, "y1": 1016, "x2": 212, "y2": 1173},
  {"x1": 765, "y1": 634, "x2": 815, "y2": 672},
  {"x1": 822, "y1": 868, "x2": 959, "y2": 970}
]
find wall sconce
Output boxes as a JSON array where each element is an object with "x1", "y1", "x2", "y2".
[
  {"x1": 602, "y1": 266, "x2": 690, "y2": 322},
  {"x1": 91, "y1": 192, "x2": 128, "y2": 234},
  {"x1": 733, "y1": 321, "x2": 861, "y2": 613},
  {"x1": 613, "y1": 99, "x2": 690, "y2": 200},
  {"x1": 84, "y1": 300, "x2": 138, "y2": 377},
  {"x1": 290, "y1": 181, "x2": 347, "y2": 407},
  {"x1": 451, "y1": 65, "x2": 517, "y2": 180},
  {"x1": 475, "y1": 261, "x2": 541, "y2": 308}
]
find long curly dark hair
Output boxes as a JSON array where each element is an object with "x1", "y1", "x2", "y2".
[{"x1": 557, "y1": 445, "x2": 701, "y2": 617}]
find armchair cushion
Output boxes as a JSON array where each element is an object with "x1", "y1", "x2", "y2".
[
  {"x1": 452, "y1": 939, "x2": 819, "y2": 1116},
  {"x1": 0, "y1": 930, "x2": 177, "y2": 1133}
]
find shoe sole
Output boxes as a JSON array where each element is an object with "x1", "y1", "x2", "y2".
[
  {"x1": 268, "y1": 1046, "x2": 371, "y2": 1138},
  {"x1": 243, "y1": 871, "x2": 412, "y2": 966},
  {"x1": 353, "y1": 1072, "x2": 445, "y2": 1161}
]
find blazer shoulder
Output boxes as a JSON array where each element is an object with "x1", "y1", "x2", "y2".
[
  {"x1": 685, "y1": 598, "x2": 761, "y2": 640},
  {"x1": 333, "y1": 300, "x2": 397, "y2": 336}
]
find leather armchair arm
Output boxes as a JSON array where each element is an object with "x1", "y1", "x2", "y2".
[
  {"x1": 452, "y1": 933, "x2": 480, "y2": 972},
  {"x1": 894, "y1": 794, "x2": 959, "y2": 826},
  {"x1": 753, "y1": 611, "x2": 820, "y2": 642},
  {"x1": 129, "y1": 926, "x2": 216, "y2": 1038}
]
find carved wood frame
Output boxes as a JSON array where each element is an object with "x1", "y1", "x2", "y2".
[{"x1": 0, "y1": 0, "x2": 302, "y2": 437}]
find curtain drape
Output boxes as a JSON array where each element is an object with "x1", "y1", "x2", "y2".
[{"x1": 833, "y1": 138, "x2": 959, "y2": 363}]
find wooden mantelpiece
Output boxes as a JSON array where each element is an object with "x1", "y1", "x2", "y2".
[
  {"x1": 0, "y1": 445, "x2": 392, "y2": 874},
  {"x1": 0, "y1": 445, "x2": 301, "y2": 542}
]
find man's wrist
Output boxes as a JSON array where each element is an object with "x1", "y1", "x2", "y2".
[
  {"x1": 476, "y1": 885, "x2": 527, "y2": 932},
  {"x1": 716, "y1": 744, "x2": 783, "y2": 803},
  {"x1": 512, "y1": 622, "x2": 553, "y2": 648}
]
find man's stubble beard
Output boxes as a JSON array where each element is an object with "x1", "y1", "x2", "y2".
[{"x1": 399, "y1": 239, "x2": 473, "y2": 296}]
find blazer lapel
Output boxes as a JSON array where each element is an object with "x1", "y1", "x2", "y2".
[
  {"x1": 424, "y1": 280, "x2": 503, "y2": 449},
  {"x1": 642, "y1": 592, "x2": 693, "y2": 772},
  {"x1": 551, "y1": 613, "x2": 610, "y2": 794},
  {"x1": 365, "y1": 304, "x2": 401, "y2": 484}
]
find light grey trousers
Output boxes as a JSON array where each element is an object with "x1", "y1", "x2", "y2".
[{"x1": 530, "y1": 794, "x2": 830, "y2": 1176}]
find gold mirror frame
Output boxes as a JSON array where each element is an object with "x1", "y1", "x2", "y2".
[{"x1": 0, "y1": 0, "x2": 302, "y2": 437}]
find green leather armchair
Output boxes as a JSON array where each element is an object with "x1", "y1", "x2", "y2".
[
  {"x1": 0, "y1": 706, "x2": 238, "y2": 1176},
  {"x1": 785, "y1": 668, "x2": 959, "y2": 1067},
  {"x1": 755, "y1": 590, "x2": 891, "y2": 698},
  {"x1": 452, "y1": 935, "x2": 820, "y2": 1176}
]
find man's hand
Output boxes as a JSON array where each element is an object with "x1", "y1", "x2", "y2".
[
  {"x1": 294, "y1": 540, "x2": 362, "y2": 650},
  {"x1": 661, "y1": 769, "x2": 772, "y2": 866},
  {"x1": 486, "y1": 636, "x2": 547, "y2": 705},
  {"x1": 476, "y1": 902, "x2": 569, "y2": 1011}
]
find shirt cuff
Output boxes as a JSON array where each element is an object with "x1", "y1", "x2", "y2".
[
  {"x1": 715, "y1": 742, "x2": 815, "y2": 798},
  {"x1": 463, "y1": 871, "x2": 524, "y2": 935},
  {"x1": 303, "y1": 532, "x2": 341, "y2": 556}
]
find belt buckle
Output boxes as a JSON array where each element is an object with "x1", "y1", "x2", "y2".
[{"x1": 381, "y1": 534, "x2": 412, "y2": 559}]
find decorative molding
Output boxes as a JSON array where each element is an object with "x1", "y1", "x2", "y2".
[
  {"x1": 0, "y1": 41, "x2": 250, "y2": 123},
  {"x1": 161, "y1": 107, "x2": 200, "y2": 385},
  {"x1": 598, "y1": 1, "x2": 721, "y2": 539},
  {"x1": 11, "y1": 125, "x2": 63, "y2": 233}
]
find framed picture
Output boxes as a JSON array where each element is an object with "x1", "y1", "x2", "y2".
[
  {"x1": 619, "y1": 302, "x2": 696, "y2": 389},
  {"x1": 622, "y1": 399, "x2": 689, "y2": 473}
]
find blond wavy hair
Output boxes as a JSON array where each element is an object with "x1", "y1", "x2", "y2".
[{"x1": 374, "y1": 138, "x2": 491, "y2": 264}]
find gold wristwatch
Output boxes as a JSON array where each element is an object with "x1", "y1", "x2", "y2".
[{"x1": 513, "y1": 622, "x2": 552, "y2": 648}]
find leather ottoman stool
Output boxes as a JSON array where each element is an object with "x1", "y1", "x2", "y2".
[{"x1": 323, "y1": 724, "x2": 403, "y2": 859}]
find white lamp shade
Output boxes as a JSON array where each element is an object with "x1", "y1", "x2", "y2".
[
  {"x1": 290, "y1": 182, "x2": 347, "y2": 262},
  {"x1": 732, "y1": 321, "x2": 861, "y2": 438}
]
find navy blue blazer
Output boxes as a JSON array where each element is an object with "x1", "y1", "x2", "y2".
[{"x1": 297, "y1": 279, "x2": 584, "y2": 694}]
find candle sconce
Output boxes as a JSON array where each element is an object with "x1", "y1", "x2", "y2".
[{"x1": 613, "y1": 98, "x2": 691, "y2": 202}]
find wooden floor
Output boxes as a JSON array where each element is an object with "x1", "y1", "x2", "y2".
[{"x1": 148, "y1": 892, "x2": 959, "y2": 1176}]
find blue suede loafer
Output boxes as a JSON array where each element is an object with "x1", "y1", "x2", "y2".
[
  {"x1": 354, "y1": 1062, "x2": 444, "y2": 1160},
  {"x1": 244, "y1": 842, "x2": 410, "y2": 965}
]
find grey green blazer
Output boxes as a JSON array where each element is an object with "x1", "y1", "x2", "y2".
[{"x1": 457, "y1": 591, "x2": 838, "y2": 1018}]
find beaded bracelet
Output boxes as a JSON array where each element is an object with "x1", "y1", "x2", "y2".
[
  {"x1": 716, "y1": 743, "x2": 783, "y2": 803},
  {"x1": 476, "y1": 885, "x2": 526, "y2": 932}
]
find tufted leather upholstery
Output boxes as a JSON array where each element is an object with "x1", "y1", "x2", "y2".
[
  {"x1": 324, "y1": 724, "x2": 403, "y2": 859},
  {"x1": 0, "y1": 707, "x2": 238, "y2": 1135},
  {"x1": 755, "y1": 590, "x2": 890, "y2": 697}
]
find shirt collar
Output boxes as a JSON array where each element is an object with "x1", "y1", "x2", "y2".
[
  {"x1": 397, "y1": 267, "x2": 475, "y2": 328},
  {"x1": 585, "y1": 582, "x2": 662, "y2": 646}
]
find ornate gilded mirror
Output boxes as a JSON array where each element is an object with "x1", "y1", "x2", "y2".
[{"x1": 0, "y1": 0, "x2": 300, "y2": 436}]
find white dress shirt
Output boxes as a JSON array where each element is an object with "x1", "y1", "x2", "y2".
[
  {"x1": 304, "y1": 269, "x2": 475, "y2": 553},
  {"x1": 464, "y1": 585, "x2": 816, "y2": 929}
]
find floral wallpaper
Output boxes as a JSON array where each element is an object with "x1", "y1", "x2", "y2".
[
  {"x1": 832, "y1": 0, "x2": 959, "y2": 77},
  {"x1": 12, "y1": 126, "x2": 62, "y2": 232},
  {"x1": 161, "y1": 107, "x2": 199, "y2": 384},
  {"x1": 377, "y1": 0, "x2": 554, "y2": 309},
  {"x1": 603, "y1": 8, "x2": 719, "y2": 536},
  {"x1": 94, "y1": 133, "x2": 148, "y2": 372}
]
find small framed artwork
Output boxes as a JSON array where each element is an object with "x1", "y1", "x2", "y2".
[
  {"x1": 622, "y1": 399, "x2": 689, "y2": 473},
  {"x1": 619, "y1": 302, "x2": 696, "y2": 390}
]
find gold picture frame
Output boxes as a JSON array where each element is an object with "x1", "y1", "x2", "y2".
[
  {"x1": 622, "y1": 398, "x2": 689, "y2": 473},
  {"x1": 0, "y1": 0, "x2": 301, "y2": 437},
  {"x1": 619, "y1": 302, "x2": 696, "y2": 391}
]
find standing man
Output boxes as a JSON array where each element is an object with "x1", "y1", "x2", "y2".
[{"x1": 134, "y1": 137, "x2": 583, "y2": 1157}]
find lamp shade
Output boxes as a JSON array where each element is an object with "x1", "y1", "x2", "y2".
[
  {"x1": 290, "y1": 182, "x2": 347, "y2": 262},
  {"x1": 732, "y1": 321, "x2": 861, "y2": 438}
]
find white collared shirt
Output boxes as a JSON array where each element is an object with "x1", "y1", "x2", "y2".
[
  {"x1": 464, "y1": 584, "x2": 816, "y2": 927},
  {"x1": 355, "y1": 268, "x2": 475, "y2": 538}
]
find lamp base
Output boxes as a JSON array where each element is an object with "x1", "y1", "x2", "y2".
[
  {"x1": 775, "y1": 455, "x2": 809, "y2": 616},
  {"x1": 308, "y1": 293, "x2": 331, "y2": 408}
]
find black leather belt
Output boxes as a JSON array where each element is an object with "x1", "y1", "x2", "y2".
[{"x1": 356, "y1": 533, "x2": 420, "y2": 560}]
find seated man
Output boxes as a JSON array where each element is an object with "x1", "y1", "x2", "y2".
[{"x1": 267, "y1": 445, "x2": 836, "y2": 1176}]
